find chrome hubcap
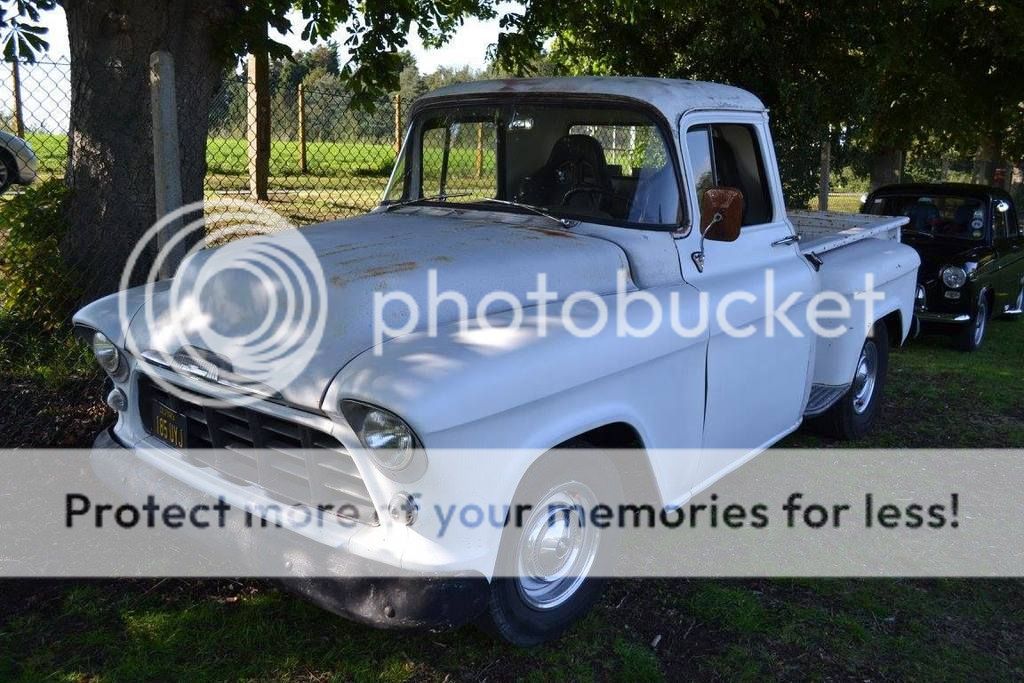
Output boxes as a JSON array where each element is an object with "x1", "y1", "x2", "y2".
[
  {"x1": 516, "y1": 482, "x2": 600, "y2": 610},
  {"x1": 974, "y1": 301, "x2": 987, "y2": 345},
  {"x1": 851, "y1": 340, "x2": 878, "y2": 415}
]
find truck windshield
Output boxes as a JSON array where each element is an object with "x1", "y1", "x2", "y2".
[
  {"x1": 381, "y1": 101, "x2": 682, "y2": 229},
  {"x1": 865, "y1": 194, "x2": 987, "y2": 241}
]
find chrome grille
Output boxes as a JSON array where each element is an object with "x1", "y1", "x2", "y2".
[{"x1": 138, "y1": 376, "x2": 378, "y2": 525}]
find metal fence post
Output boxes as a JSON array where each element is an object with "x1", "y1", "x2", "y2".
[
  {"x1": 476, "y1": 123, "x2": 484, "y2": 178},
  {"x1": 247, "y1": 52, "x2": 270, "y2": 200},
  {"x1": 393, "y1": 93, "x2": 402, "y2": 153},
  {"x1": 10, "y1": 60, "x2": 25, "y2": 138},
  {"x1": 298, "y1": 83, "x2": 308, "y2": 174},
  {"x1": 149, "y1": 51, "x2": 185, "y2": 279}
]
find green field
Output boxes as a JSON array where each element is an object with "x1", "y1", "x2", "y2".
[
  {"x1": 12, "y1": 133, "x2": 500, "y2": 224},
  {"x1": 2, "y1": 321, "x2": 1022, "y2": 680}
]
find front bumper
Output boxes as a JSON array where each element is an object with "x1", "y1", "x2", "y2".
[{"x1": 91, "y1": 428, "x2": 488, "y2": 630}]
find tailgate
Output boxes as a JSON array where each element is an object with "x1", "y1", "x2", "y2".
[{"x1": 789, "y1": 210, "x2": 908, "y2": 256}]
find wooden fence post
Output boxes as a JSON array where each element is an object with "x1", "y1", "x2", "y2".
[
  {"x1": 393, "y1": 93, "x2": 402, "y2": 153},
  {"x1": 298, "y1": 83, "x2": 308, "y2": 174},
  {"x1": 247, "y1": 51, "x2": 270, "y2": 200},
  {"x1": 10, "y1": 60, "x2": 25, "y2": 138},
  {"x1": 149, "y1": 51, "x2": 185, "y2": 279}
]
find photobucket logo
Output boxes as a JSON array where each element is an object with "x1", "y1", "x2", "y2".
[
  {"x1": 119, "y1": 199, "x2": 328, "y2": 407},
  {"x1": 372, "y1": 269, "x2": 884, "y2": 351}
]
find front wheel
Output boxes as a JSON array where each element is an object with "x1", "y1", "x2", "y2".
[
  {"x1": 484, "y1": 448, "x2": 622, "y2": 646},
  {"x1": 814, "y1": 323, "x2": 889, "y2": 440},
  {"x1": 0, "y1": 152, "x2": 14, "y2": 195},
  {"x1": 957, "y1": 291, "x2": 988, "y2": 351}
]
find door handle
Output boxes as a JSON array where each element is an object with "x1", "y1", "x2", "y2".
[{"x1": 772, "y1": 234, "x2": 801, "y2": 247}]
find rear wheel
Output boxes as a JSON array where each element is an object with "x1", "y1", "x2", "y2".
[
  {"x1": 815, "y1": 323, "x2": 889, "y2": 440},
  {"x1": 958, "y1": 291, "x2": 988, "y2": 351},
  {"x1": 484, "y1": 448, "x2": 622, "y2": 646}
]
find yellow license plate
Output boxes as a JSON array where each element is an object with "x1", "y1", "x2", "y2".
[{"x1": 153, "y1": 402, "x2": 188, "y2": 449}]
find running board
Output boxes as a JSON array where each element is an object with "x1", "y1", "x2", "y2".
[{"x1": 803, "y1": 383, "x2": 850, "y2": 417}]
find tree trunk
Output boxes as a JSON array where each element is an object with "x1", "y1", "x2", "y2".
[
  {"x1": 869, "y1": 147, "x2": 902, "y2": 191},
  {"x1": 973, "y1": 134, "x2": 1000, "y2": 187},
  {"x1": 817, "y1": 134, "x2": 830, "y2": 212},
  {"x1": 60, "y1": 0, "x2": 239, "y2": 302}
]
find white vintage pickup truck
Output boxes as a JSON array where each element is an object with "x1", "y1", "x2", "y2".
[{"x1": 75, "y1": 78, "x2": 919, "y2": 645}]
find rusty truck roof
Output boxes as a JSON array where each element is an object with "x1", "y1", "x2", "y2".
[{"x1": 415, "y1": 77, "x2": 766, "y2": 117}]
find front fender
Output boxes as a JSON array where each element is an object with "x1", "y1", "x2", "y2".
[
  {"x1": 321, "y1": 288, "x2": 711, "y2": 576},
  {"x1": 323, "y1": 288, "x2": 708, "y2": 449},
  {"x1": 72, "y1": 282, "x2": 170, "y2": 347}
]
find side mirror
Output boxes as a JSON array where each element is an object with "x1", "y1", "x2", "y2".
[
  {"x1": 701, "y1": 187, "x2": 744, "y2": 242},
  {"x1": 692, "y1": 187, "x2": 744, "y2": 272}
]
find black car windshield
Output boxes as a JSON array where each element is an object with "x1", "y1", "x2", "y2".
[
  {"x1": 381, "y1": 100, "x2": 682, "y2": 229},
  {"x1": 865, "y1": 194, "x2": 987, "y2": 241}
]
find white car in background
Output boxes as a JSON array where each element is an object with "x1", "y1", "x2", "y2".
[{"x1": 0, "y1": 130, "x2": 39, "y2": 194}]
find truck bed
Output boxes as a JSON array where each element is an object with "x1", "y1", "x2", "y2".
[{"x1": 789, "y1": 211, "x2": 908, "y2": 256}]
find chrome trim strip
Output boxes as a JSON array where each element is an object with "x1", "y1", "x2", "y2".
[
  {"x1": 140, "y1": 350, "x2": 285, "y2": 403},
  {"x1": 915, "y1": 312, "x2": 971, "y2": 324}
]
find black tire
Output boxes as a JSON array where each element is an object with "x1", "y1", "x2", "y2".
[
  {"x1": 0, "y1": 151, "x2": 14, "y2": 195},
  {"x1": 815, "y1": 323, "x2": 889, "y2": 440},
  {"x1": 957, "y1": 290, "x2": 989, "y2": 351},
  {"x1": 483, "y1": 447, "x2": 623, "y2": 646}
]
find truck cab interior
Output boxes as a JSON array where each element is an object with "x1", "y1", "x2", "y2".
[{"x1": 387, "y1": 100, "x2": 684, "y2": 228}]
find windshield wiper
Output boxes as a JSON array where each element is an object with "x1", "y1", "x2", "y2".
[
  {"x1": 903, "y1": 228, "x2": 934, "y2": 239},
  {"x1": 478, "y1": 198, "x2": 575, "y2": 229},
  {"x1": 382, "y1": 192, "x2": 473, "y2": 211}
]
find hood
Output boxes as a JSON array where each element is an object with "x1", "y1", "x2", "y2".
[
  {"x1": 902, "y1": 237, "x2": 992, "y2": 280},
  {"x1": 126, "y1": 208, "x2": 631, "y2": 408}
]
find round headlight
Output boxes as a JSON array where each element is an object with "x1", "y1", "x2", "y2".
[
  {"x1": 91, "y1": 332, "x2": 123, "y2": 375},
  {"x1": 341, "y1": 401, "x2": 418, "y2": 471},
  {"x1": 941, "y1": 266, "x2": 967, "y2": 289}
]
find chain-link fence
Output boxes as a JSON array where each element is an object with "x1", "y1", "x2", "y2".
[
  {"x1": 0, "y1": 58, "x2": 410, "y2": 446},
  {"x1": 203, "y1": 72, "x2": 407, "y2": 224}
]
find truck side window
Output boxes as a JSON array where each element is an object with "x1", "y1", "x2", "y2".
[{"x1": 686, "y1": 124, "x2": 773, "y2": 227}]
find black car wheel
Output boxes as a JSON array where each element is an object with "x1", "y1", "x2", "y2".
[
  {"x1": 484, "y1": 447, "x2": 622, "y2": 646},
  {"x1": 958, "y1": 291, "x2": 988, "y2": 351},
  {"x1": 814, "y1": 322, "x2": 889, "y2": 441},
  {"x1": 0, "y1": 151, "x2": 14, "y2": 195}
]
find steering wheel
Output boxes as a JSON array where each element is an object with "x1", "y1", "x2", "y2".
[{"x1": 560, "y1": 184, "x2": 622, "y2": 208}]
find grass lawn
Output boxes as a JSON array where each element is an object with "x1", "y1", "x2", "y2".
[{"x1": 1, "y1": 319, "x2": 1022, "y2": 680}]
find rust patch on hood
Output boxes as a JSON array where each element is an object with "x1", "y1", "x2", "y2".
[
  {"x1": 526, "y1": 226, "x2": 577, "y2": 239},
  {"x1": 362, "y1": 261, "x2": 418, "y2": 278}
]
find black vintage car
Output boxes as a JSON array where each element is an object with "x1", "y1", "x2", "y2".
[{"x1": 863, "y1": 183, "x2": 1024, "y2": 351}]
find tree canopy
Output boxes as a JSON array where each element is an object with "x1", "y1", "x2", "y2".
[{"x1": 491, "y1": 0, "x2": 1024, "y2": 202}]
